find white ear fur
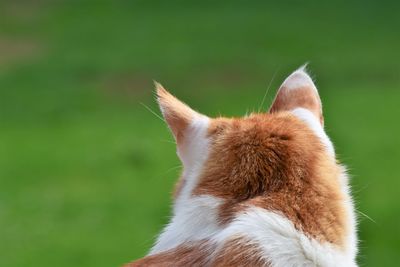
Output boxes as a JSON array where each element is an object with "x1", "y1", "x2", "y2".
[
  {"x1": 280, "y1": 65, "x2": 316, "y2": 91},
  {"x1": 270, "y1": 66, "x2": 324, "y2": 125}
]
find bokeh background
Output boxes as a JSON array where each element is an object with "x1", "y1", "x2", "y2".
[{"x1": 1, "y1": 1, "x2": 399, "y2": 266}]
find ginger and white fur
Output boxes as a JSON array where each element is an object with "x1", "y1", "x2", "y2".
[{"x1": 126, "y1": 67, "x2": 358, "y2": 267}]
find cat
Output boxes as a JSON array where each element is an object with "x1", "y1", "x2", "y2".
[{"x1": 125, "y1": 66, "x2": 358, "y2": 267}]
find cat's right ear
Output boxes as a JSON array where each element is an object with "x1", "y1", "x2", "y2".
[
  {"x1": 155, "y1": 82, "x2": 207, "y2": 145},
  {"x1": 269, "y1": 66, "x2": 324, "y2": 125}
]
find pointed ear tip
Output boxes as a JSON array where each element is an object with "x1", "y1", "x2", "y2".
[
  {"x1": 280, "y1": 64, "x2": 315, "y2": 91},
  {"x1": 298, "y1": 62, "x2": 309, "y2": 72},
  {"x1": 294, "y1": 63, "x2": 312, "y2": 78},
  {"x1": 153, "y1": 81, "x2": 169, "y2": 99},
  {"x1": 153, "y1": 80, "x2": 163, "y2": 91}
]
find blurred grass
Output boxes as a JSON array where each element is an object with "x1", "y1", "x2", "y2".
[{"x1": 0, "y1": 1, "x2": 399, "y2": 266}]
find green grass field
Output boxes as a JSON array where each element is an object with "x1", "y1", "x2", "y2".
[{"x1": 1, "y1": 1, "x2": 399, "y2": 266}]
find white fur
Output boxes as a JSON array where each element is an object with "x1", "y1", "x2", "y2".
[
  {"x1": 281, "y1": 66, "x2": 317, "y2": 92},
  {"x1": 150, "y1": 116, "x2": 223, "y2": 254},
  {"x1": 292, "y1": 107, "x2": 335, "y2": 156},
  {"x1": 211, "y1": 207, "x2": 357, "y2": 267},
  {"x1": 150, "y1": 195, "x2": 222, "y2": 254},
  {"x1": 175, "y1": 115, "x2": 211, "y2": 205}
]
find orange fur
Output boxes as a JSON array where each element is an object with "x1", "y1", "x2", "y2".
[
  {"x1": 124, "y1": 242, "x2": 211, "y2": 267},
  {"x1": 125, "y1": 238, "x2": 269, "y2": 267},
  {"x1": 211, "y1": 237, "x2": 270, "y2": 267}
]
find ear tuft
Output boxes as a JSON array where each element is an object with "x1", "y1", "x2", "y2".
[{"x1": 269, "y1": 65, "x2": 324, "y2": 125}]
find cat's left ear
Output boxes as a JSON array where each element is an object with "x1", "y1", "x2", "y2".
[
  {"x1": 155, "y1": 82, "x2": 207, "y2": 145},
  {"x1": 269, "y1": 66, "x2": 323, "y2": 125}
]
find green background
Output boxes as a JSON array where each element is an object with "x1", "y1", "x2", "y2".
[{"x1": 1, "y1": 1, "x2": 399, "y2": 266}]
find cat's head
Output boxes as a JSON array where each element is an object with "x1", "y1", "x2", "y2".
[
  {"x1": 156, "y1": 67, "x2": 354, "y2": 245},
  {"x1": 157, "y1": 66, "x2": 338, "y2": 197}
]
